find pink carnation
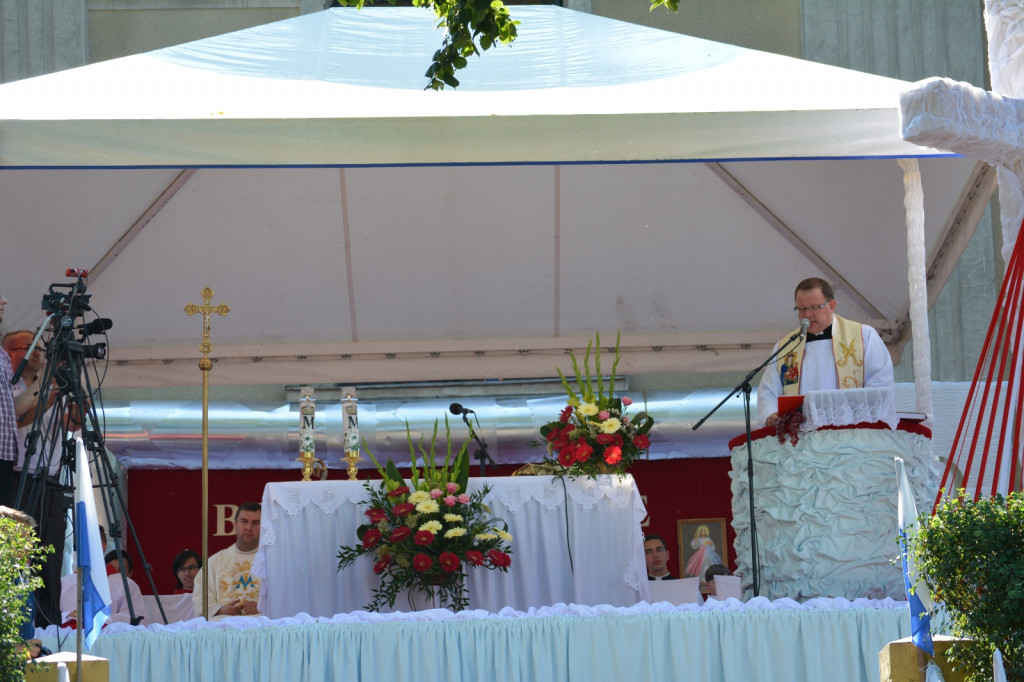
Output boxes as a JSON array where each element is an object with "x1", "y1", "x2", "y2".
[
  {"x1": 457, "y1": 494, "x2": 470, "y2": 504},
  {"x1": 444, "y1": 495, "x2": 457, "y2": 506},
  {"x1": 446, "y1": 482, "x2": 459, "y2": 493},
  {"x1": 598, "y1": 410, "x2": 610, "y2": 421},
  {"x1": 430, "y1": 489, "x2": 443, "y2": 499},
  {"x1": 622, "y1": 396, "x2": 633, "y2": 406}
]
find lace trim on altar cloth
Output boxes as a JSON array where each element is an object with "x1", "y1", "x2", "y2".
[
  {"x1": 36, "y1": 596, "x2": 908, "y2": 636},
  {"x1": 800, "y1": 387, "x2": 897, "y2": 431},
  {"x1": 262, "y1": 475, "x2": 641, "y2": 518}
]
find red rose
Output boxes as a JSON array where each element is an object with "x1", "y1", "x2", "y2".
[
  {"x1": 362, "y1": 528, "x2": 382, "y2": 549},
  {"x1": 486, "y1": 549, "x2": 511, "y2": 568},
  {"x1": 365, "y1": 508, "x2": 387, "y2": 523},
  {"x1": 439, "y1": 551, "x2": 460, "y2": 573},
  {"x1": 387, "y1": 485, "x2": 410, "y2": 498},
  {"x1": 465, "y1": 550, "x2": 485, "y2": 566},
  {"x1": 413, "y1": 553, "x2": 433, "y2": 572},
  {"x1": 633, "y1": 434, "x2": 650, "y2": 450},
  {"x1": 373, "y1": 556, "x2": 392, "y2": 574},
  {"x1": 388, "y1": 526, "x2": 411, "y2": 543},
  {"x1": 559, "y1": 405, "x2": 574, "y2": 423},
  {"x1": 392, "y1": 503, "x2": 414, "y2": 517},
  {"x1": 414, "y1": 530, "x2": 435, "y2": 546},
  {"x1": 604, "y1": 445, "x2": 622, "y2": 465}
]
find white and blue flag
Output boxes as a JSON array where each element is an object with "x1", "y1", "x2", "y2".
[
  {"x1": 75, "y1": 438, "x2": 111, "y2": 648},
  {"x1": 895, "y1": 456, "x2": 935, "y2": 657}
]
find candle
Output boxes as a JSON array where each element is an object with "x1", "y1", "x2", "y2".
[
  {"x1": 299, "y1": 386, "x2": 315, "y2": 454},
  {"x1": 341, "y1": 386, "x2": 358, "y2": 454}
]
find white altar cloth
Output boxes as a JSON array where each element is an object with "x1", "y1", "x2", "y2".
[
  {"x1": 37, "y1": 597, "x2": 913, "y2": 682},
  {"x1": 253, "y1": 476, "x2": 649, "y2": 618}
]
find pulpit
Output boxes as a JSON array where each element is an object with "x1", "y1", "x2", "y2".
[{"x1": 730, "y1": 388, "x2": 938, "y2": 601}]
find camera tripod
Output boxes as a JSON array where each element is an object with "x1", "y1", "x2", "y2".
[{"x1": 13, "y1": 271, "x2": 168, "y2": 628}]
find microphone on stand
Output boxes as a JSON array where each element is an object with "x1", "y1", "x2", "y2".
[
  {"x1": 448, "y1": 402, "x2": 494, "y2": 477},
  {"x1": 787, "y1": 318, "x2": 810, "y2": 344},
  {"x1": 78, "y1": 318, "x2": 112, "y2": 336}
]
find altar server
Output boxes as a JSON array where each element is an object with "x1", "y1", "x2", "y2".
[{"x1": 193, "y1": 502, "x2": 261, "y2": 619}]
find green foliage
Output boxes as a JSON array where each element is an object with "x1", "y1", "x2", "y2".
[
  {"x1": 908, "y1": 492, "x2": 1024, "y2": 681},
  {"x1": 338, "y1": 0, "x2": 519, "y2": 90},
  {"x1": 0, "y1": 517, "x2": 49, "y2": 682},
  {"x1": 649, "y1": 0, "x2": 680, "y2": 11}
]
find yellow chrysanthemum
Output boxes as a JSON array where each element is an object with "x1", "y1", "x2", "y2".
[
  {"x1": 577, "y1": 402, "x2": 599, "y2": 417},
  {"x1": 494, "y1": 528, "x2": 513, "y2": 542},
  {"x1": 443, "y1": 513, "x2": 464, "y2": 523},
  {"x1": 408, "y1": 490, "x2": 431, "y2": 504},
  {"x1": 444, "y1": 527, "x2": 467, "y2": 539},
  {"x1": 599, "y1": 417, "x2": 622, "y2": 434},
  {"x1": 415, "y1": 500, "x2": 440, "y2": 514},
  {"x1": 419, "y1": 520, "x2": 442, "y2": 533},
  {"x1": 475, "y1": 532, "x2": 498, "y2": 541}
]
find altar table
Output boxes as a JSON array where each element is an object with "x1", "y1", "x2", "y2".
[{"x1": 253, "y1": 475, "x2": 649, "y2": 618}]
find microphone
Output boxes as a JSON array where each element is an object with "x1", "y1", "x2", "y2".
[
  {"x1": 78, "y1": 318, "x2": 112, "y2": 335},
  {"x1": 786, "y1": 318, "x2": 811, "y2": 345},
  {"x1": 449, "y1": 402, "x2": 475, "y2": 416}
]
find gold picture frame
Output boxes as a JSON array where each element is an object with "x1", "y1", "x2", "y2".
[{"x1": 677, "y1": 517, "x2": 727, "y2": 592}]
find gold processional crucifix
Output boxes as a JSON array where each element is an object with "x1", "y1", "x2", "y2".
[{"x1": 184, "y1": 287, "x2": 229, "y2": 620}]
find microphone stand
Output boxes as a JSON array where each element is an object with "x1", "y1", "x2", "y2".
[
  {"x1": 692, "y1": 324, "x2": 806, "y2": 597},
  {"x1": 461, "y1": 412, "x2": 495, "y2": 478}
]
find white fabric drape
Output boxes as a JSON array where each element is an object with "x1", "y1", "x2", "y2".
[
  {"x1": 39, "y1": 597, "x2": 912, "y2": 682},
  {"x1": 986, "y1": 0, "x2": 1024, "y2": 258},
  {"x1": 253, "y1": 476, "x2": 649, "y2": 618},
  {"x1": 731, "y1": 427, "x2": 937, "y2": 601},
  {"x1": 899, "y1": 158, "x2": 934, "y2": 419}
]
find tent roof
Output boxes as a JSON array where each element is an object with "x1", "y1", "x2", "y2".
[{"x1": 0, "y1": 7, "x2": 989, "y2": 388}]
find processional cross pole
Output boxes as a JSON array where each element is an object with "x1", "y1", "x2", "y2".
[{"x1": 184, "y1": 287, "x2": 230, "y2": 620}]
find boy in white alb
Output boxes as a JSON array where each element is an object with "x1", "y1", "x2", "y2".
[{"x1": 192, "y1": 502, "x2": 261, "y2": 619}]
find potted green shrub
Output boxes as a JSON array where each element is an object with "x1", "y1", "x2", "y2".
[{"x1": 907, "y1": 491, "x2": 1024, "y2": 681}]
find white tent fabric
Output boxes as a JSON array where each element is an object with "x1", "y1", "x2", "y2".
[{"x1": 0, "y1": 7, "x2": 988, "y2": 388}]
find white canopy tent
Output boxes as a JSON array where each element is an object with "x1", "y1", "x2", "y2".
[{"x1": 0, "y1": 6, "x2": 989, "y2": 390}]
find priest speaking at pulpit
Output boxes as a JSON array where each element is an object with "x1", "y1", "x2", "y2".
[
  {"x1": 732, "y1": 277, "x2": 922, "y2": 602},
  {"x1": 757, "y1": 277, "x2": 895, "y2": 429}
]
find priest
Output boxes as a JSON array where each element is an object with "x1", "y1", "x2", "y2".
[{"x1": 757, "y1": 277, "x2": 894, "y2": 428}]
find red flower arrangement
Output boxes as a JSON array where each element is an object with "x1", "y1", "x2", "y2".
[
  {"x1": 337, "y1": 419, "x2": 514, "y2": 612},
  {"x1": 539, "y1": 333, "x2": 655, "y2": 477}
]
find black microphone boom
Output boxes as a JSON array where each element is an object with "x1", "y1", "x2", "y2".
[
  {"x1": 449, "y1": 402, "x2": 475, "y2": 416},
  {"x1": 79, "y1": 318, "x2": 113, "y2": 335}
]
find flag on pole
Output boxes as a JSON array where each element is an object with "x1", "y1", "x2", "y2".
[
  {"x1": 75, "y1": 438, "x2": 111, "y2": 648},
  {"x1": 895, "y1": 456, "x2": 935, "y2": 657}
]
